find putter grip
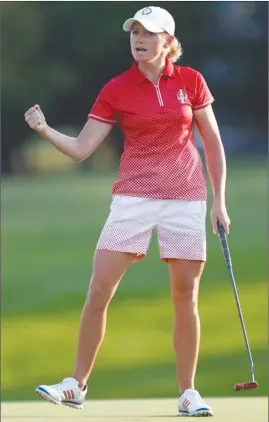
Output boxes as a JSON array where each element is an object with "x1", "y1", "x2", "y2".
[{"x1": 217, "y1": 222, "x2": 232, "y2": 268}]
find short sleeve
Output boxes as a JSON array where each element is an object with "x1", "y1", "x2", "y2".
[
  {"x1": 193, "y1": 72, "x2": 214, "y2": 111},
  {"x1": 88, "y1": 81, "x2": 117, "y2": 125}
]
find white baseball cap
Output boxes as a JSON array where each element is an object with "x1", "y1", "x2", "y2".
[{"x1": 123, "y1": 6, "x2": 175, "y2": 36}]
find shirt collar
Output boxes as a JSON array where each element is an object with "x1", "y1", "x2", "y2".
[{"x1": 130, "y1": 58, "x2": 175, "y2": 84}]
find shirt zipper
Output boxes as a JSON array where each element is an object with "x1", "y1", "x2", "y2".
[{"x1": 147, "y1": 76, "x2": 164, "y2": 107}]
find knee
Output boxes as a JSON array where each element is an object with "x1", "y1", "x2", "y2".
[
  {"x1": 171, "y1": 279, "x2": 199, "y2": 306},
  {"x1": 85, "y1": 277, "x2": 114, "y2": 311}
]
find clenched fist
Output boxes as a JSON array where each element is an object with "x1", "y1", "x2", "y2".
[{"x1": 24, "y1": 105, "x2": 47, "y2": 135}]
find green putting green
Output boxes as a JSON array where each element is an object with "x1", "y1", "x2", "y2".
[{"x1": 2, "y1": 398, "x2": 268, "y2": 421}]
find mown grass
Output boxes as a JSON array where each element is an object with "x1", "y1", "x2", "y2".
[{"x1": 2, "y1": 161, "x2": 267, "y2": 400}]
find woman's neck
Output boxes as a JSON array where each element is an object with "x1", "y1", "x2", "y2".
[{"x1": 138, "y1": 56, "x2": 166, "y2": 85}]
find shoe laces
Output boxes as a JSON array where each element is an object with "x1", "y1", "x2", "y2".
[
  {"x1": 56, "y1": 379, "x2": 71, "y2": 388},
  {"x1": 56, "y1": 381, "x2": 66, "y2": 389},
  {"x1": 190, "y1": 390, "x2": 204, "y2": 405}
]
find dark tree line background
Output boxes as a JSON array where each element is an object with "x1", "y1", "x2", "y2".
[{"x1": 2, "y1": 1, "x2": 268, "y2": 175}]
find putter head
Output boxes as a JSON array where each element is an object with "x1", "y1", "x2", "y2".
[{"x1": 234, "y1": 381, "x2": 259, "y2": 391}]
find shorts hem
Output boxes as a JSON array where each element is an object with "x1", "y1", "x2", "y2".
[
  {"x1": 96, "y1": 247, "x2": 146, "y2": 262},
  {"x1": 160, "y1": 256, "x2": 207, "y2": 263}
]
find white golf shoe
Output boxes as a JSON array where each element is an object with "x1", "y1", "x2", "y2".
[
  {"x1": 36, "y1": 377, "x2": 87, "y2": 409},
  {"x1": 178, "y1": 389, "x2": 213, "y2": 417}
]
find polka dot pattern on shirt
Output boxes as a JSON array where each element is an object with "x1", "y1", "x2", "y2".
[{"x1": 88, "y1": 60, "x2": 214, "y2": 201}]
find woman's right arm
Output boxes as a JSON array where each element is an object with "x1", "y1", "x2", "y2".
[{"x1": 24, "y1": 105, "x2": 113, "y2": 162}]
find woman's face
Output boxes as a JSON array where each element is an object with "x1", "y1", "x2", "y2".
[{"x1": 130, "y1": 22, "x2": 168, "y2": 63}]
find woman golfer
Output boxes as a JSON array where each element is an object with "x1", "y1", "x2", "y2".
[{"x1": 25, "y1": 6, "x2": 230, "y2": 417}]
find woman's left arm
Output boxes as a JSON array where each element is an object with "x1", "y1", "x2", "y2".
[{"x1": 194, "y1": 104, "x2": 231, "y2": 235}]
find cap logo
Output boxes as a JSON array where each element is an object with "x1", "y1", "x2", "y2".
[{"x1": 142, "y1": 7, "x2": 152, "y2": 15}]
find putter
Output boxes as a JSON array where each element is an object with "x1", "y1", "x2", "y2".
[{"x1": 217, "y1": 222, "x2": 258, "y2": 391}]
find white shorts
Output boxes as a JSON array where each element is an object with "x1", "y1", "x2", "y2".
[{"x1": 96, "y1": 196, "x2": 207, "y2": 263}]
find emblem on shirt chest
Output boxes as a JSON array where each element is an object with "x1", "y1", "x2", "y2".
[{"x1": 177, "y1": 89, "x2": 188, "y2": 104}]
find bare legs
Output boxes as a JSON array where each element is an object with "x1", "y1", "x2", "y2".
[
  {"x1": 72, "y1": 250, "x2": 134, "y2": 388},
  {"x1": 168, "y1": 259, "x2": 205, "y2": 394},
  {"x1": 71, "y1": 252, "x2": 204, "y2": 395}
]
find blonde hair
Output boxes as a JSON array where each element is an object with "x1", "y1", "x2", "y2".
[{"x1": 167, "y1": 37, "x2": 183, "y2": 63}]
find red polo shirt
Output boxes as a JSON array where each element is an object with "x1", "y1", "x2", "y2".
[{"x1": 88, "y1": 59, "x2": 214, "y2": 200}]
